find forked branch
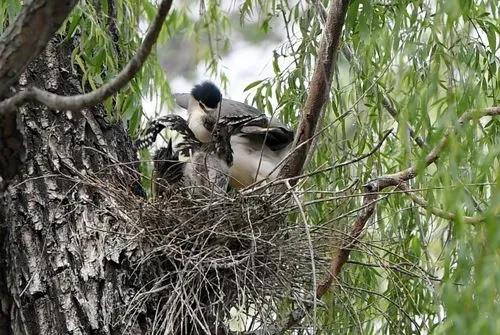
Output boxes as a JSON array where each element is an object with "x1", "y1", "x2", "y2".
[
  {"x1": 0, "y1": 1, "x2": 78, "y2": 98},
  {"x1": 0, "y1": 0, "x2": 173, "y2": 114}
]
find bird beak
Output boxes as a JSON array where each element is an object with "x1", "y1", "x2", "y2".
[
  {"x1": 198, "y1": 101, "x2": 221, "y2": 115},
  {"x1": 199, "y1": 101, "x2": 209, "y2": 113}
]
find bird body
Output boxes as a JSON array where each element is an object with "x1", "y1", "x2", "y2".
[
  {"x1": 229, "y1": 134, "x2": 285, "y2": 188},
  {"x1": 183, "y1": 118, "x2": 234, "y2": 193},
  {"x1": 186, "y1": 95, "x2": 215, "y2": 143},
  {"x1": 151, "y1": 115, "x2": 241, "y2": 195},
  {"x1": 153, "y1": 139, "x2": 184, "y2": 196}
]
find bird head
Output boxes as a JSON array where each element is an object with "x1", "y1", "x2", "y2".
[
  {"x1": 186, "y1": 81, "x2": 222, "y2": 142},
  {"x1": 190, "y1": 81, "x2": 222, "y2": 114}
]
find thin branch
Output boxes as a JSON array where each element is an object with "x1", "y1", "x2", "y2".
[
  {"x1": 398, "y1": 184, "x2": 484, "y2": 225},
  {"x1": 247, "y1": 128, "x2": 391, "y2": 195},
  {"x1": 279, "y1": 0, "x2": 351, "y2": 183},
  {"x1": 341, "y1": 45, "x2": 427, "y2": 148},
  {"x1": 316, "y1": 192, "x2": 378, "y2": 296},
  {"x1": 380, "y1": 95, "x2": 427, "y2": 148},
  {"x1": 0, "y1": 1, "x2": 78, "y2": 98},
  {"x1": 265, "y1": 106, "x2": 499, "y2": 333},
  {"x1": 345, "y1": 260, "x2": 442, "y2": 282},
  {"x1": 308, "y1": 0, "x2": 419, "y2": 169},
  {"x1": 280, "y1": 1, "x2": 299, "y2": 68},
  {"x1": 303, "y1": 128, "x2": 393, "y2": 179},
  {"x1": 286, "y1": 180, "x2": 318, "y2": 333},
  {"x1": 365, "y1": 106, "x2": 500, "y2": 192},
  {"x1": 0, "y1": 0, "x2": 173, "y2": 114},
  {"x1": 247, "y1": 51, "x2": 398, "y2": 192}
]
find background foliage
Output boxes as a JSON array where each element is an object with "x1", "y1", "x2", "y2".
[{"x1": 1, "y1": 0, "x2": 498, "y2": 334}]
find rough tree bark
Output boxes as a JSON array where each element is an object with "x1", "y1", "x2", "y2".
[
  {"x1": 0, "y1": 0, "x2": 176, "y2": 332},
  {"x1": 0, "y1": 1, "x2": 78, "y2": 190},
  {"x1": 0, "y1": 26, "x2": 149, "y2": 335}
]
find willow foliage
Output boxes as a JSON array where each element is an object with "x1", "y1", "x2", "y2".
[
  {"x1": 1, "y1": 0, "x2": 498, "y2": 334},
  {"x1": 169, "y1": 1, "x2": 498, "y2": 334}
]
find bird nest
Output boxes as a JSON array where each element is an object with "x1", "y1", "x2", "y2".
[{"x1": 91, "y1": 167, "x2": 330, "y2": 334}]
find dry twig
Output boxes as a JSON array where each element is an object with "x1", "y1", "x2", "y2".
[{"x1": 71, "y1": 163, "x2": 329, "y2": 334}]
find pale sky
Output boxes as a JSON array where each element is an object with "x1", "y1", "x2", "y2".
[{"x1": 142, "y1": 2, "x2": 291, "y2": 120}]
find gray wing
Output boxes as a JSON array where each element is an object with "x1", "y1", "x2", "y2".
[
  {"x1": 175, "y1": 93, "x2": 260, "y2": 117},
  {"x1": 174, "y1": 93, "x2": 294, "y2": 151},
  {"x1": 173, "y1": 93, "x2": 190, "y2": 110}
]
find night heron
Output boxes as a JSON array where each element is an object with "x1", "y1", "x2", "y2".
[{"x1": 174, "y1": 81, "x2": 294, "y2": 188}]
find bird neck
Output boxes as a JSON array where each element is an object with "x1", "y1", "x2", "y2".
[{"x1": 187, "y1": 96, "x2": 213, "y2": 143}]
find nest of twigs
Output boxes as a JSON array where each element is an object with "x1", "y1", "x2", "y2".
[{"x1": 91, "y1": 167, "x2": 330, "y2": 334}]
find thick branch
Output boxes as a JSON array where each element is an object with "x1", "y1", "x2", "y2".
[
  {"x1": 279, "y1": 0, "x2": 350, "y2": 182},
  {"x1": 316, "y1": 193, "x2": 377, "y2": 296},
  {"x1": 0, "y1": 0, "x2": 78, "y2": 98},
  {"x1": 0, "y1": 0, "x2": 173, "y2": 113}
]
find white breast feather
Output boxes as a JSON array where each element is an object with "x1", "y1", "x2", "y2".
[
  {"x1": 187, "y1": 108, "x2": 212, "y2": 143},
  {"x1": 229, "y1": 136, "x2": 285, "y2": 188}
]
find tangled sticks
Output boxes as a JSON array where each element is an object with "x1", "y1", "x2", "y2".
[{"x1": 92, "y1": 168, "x2": 326, "y2": 334}]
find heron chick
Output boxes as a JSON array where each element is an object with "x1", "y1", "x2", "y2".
[{"x1": 152, "y1": 115, "x2": 255, "y2": 196}]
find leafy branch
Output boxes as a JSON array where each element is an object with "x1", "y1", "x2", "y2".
[
  {"x1": 313, "y1": 106, "x2": 499, "y2": 329},
  {"x1": 259, "y1": 105, "x2": 498, "y2": 334}
]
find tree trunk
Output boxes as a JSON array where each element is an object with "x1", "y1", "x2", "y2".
[{"x1": 0, "y1": 39, "x2": 147, "y2": 334}]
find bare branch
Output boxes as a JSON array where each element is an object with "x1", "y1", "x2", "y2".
[
  {"x1": 316, "y1": 192, "x2": 378, "y2": 297},
  {"x1": 279, "y1": 0, "x2": 350, "y2": 182},
  {"x1": 0, "y1": 0, "x2": 78, "y2": 98},
  {"x1": 0, "y1": 0, "x2": 173, "y2": 114}
]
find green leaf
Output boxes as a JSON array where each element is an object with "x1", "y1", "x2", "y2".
[{"x1": 243, "y1": 80, "x2": 264, "y2": 92}]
